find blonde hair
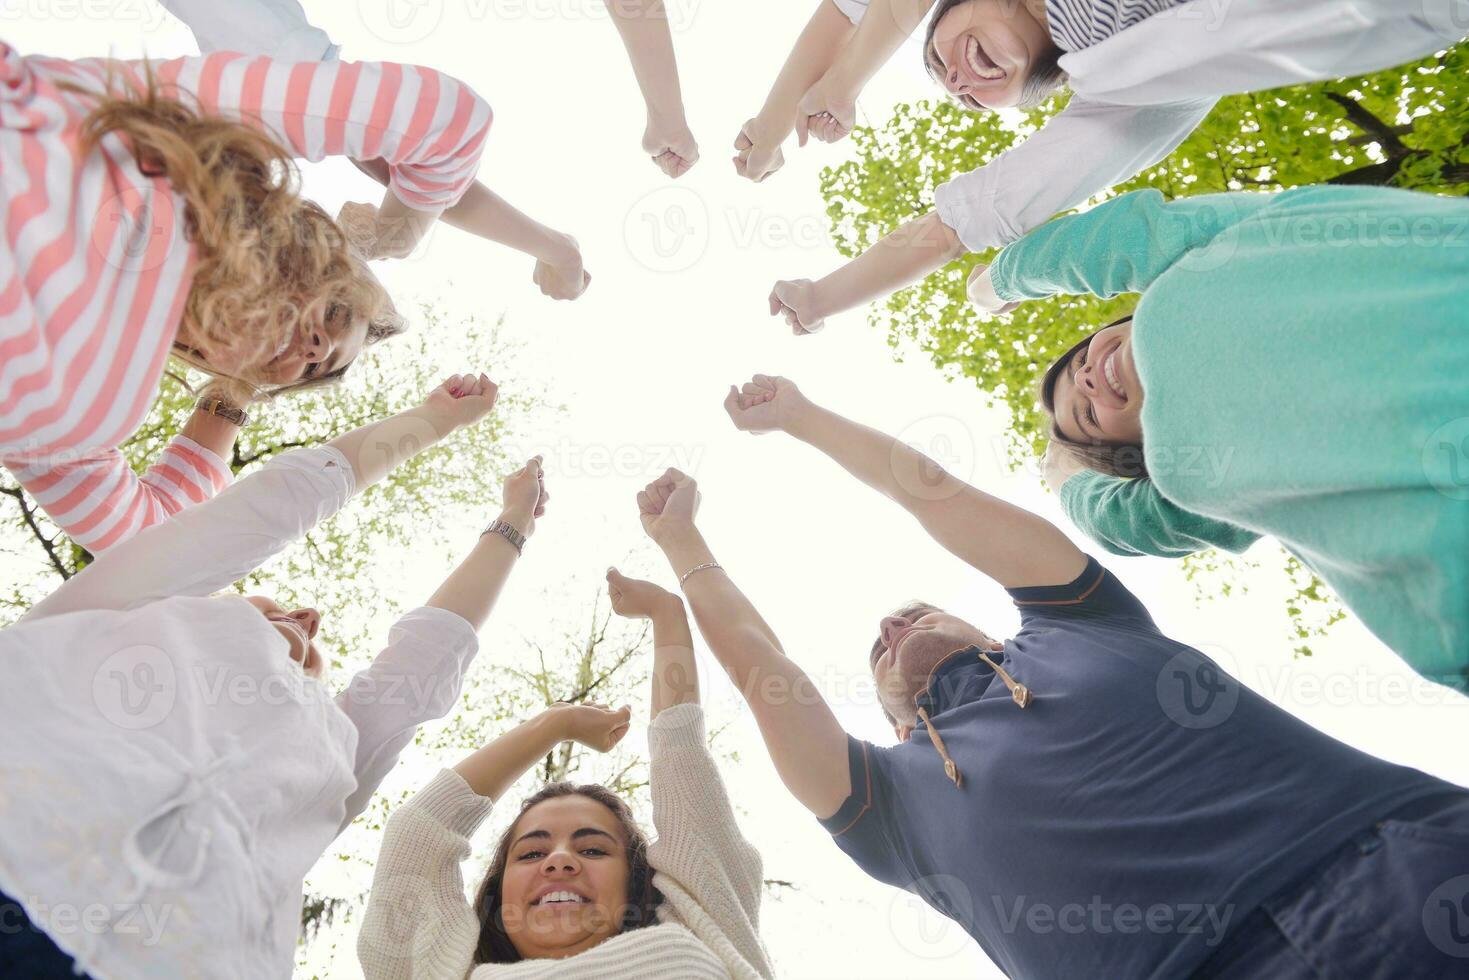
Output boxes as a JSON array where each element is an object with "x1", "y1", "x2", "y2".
[{"x1": 76, "y1": 65, "x2": 405, "y2": 402}]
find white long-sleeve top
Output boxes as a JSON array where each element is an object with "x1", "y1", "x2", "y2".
[
  {"x1": 0, "y1": 445, "x2": 480, "y2": 980},
  {"x1": 356, "y1": 704, "x2": 774, "y2": 980},
  {"x1": 833, "y1": 0, "x2": 1466, "y2": 250},
  {"x1": 0, "y1": 40, "x2": 490, "y2": 553}
]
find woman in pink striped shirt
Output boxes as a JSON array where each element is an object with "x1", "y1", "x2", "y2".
[{"x1": 0, "y1": 39, "x2": 492, "y2": 555}]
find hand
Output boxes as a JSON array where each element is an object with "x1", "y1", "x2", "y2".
[
  {"x1": 723, "y1": 374, "x2": 809, "y2": 435},
  {"x1": 732, "y1": 118, "x2": 785, "y2": 183},
  {"x1": 637, "y1": 468, "x2": 700, "y2": 545},
  {"x1": 501, "y1": 455, "x2": 549, "y2": 537},
  {"x1": 1041, "y1": 441, "x2": 1087, "y2": 496},
  {"x1": 546, "y1": 702, "x2": 632, "y2": 753},
  {"x1": 966, "y1": 263, "x2": 1020, "y2": 317},
  {"x1": 424, "y1": 372, "x2": 499, "y2": 432},
  {"x1": 336, "y1": 201, "x2": 418, "y2": 261},
  {"x1": 605, "y1": 568, "x2": 679, "y2": 620},
  {"x1": 768, "y1": 279, "x2": 825, "y2": 335},
  {"x1": 643, "y1": 111, "x2": 700, "y2": 179},
  {"x1": 794, "y1": 76, "x2": 857, "y2": 146},
  {"x1": 533, "y1": 234, "x2": 591, "y2": 301}
]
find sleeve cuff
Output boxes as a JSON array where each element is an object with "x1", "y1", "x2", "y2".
[
  {"x1": 648, "y1": 703, "x2": 707, "y2": 755},
  {"x1": 830, "y1": 0, "x2": 868, "y2": 26},
  {"x1": 817, "y1": 736, "x2": 878, "y2": 837},
  {"x1": 263, "y1": 444, "x2": 357, "y2": 498},
  {"x1": 933, "y1": 177, "x2": 1001, "y2": 254},
  {"x1": 393, "y1": 605, "x2": 479, "y2": 660},
  {"x1": 407, "y1": 769, "x2": 496, "y2": 837}
]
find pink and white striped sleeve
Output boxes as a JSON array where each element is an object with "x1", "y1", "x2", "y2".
[
  {"x1": 150, "y1": 52, "x2": 492, "y2": 211},
  {"x1": 3, "y1": 436, "x2": 232, "y2": 554}
]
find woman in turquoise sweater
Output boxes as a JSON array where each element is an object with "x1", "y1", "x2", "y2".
[{"x1": 968, "y1": 184, "x2": 1469, "y2": 690}]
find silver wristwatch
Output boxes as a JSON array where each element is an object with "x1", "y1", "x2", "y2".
[{"x1": 481, "y1": 518, "x2": 527, "y2": 556}]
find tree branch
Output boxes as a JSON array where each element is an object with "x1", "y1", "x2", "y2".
[
  {"x1": 1323, "y1": 92, "x2": 1407, "y2": 156},
  {"x1": 1, "y1": 486, "x2": 72, "y2": 580}
]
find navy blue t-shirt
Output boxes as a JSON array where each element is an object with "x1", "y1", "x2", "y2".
[{"x1": 819, "y1": 558, "x2": 1459, "y2": 979}]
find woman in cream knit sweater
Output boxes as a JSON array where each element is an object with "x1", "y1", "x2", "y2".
[{"x1": 357, "y1": 569, "x2": 773, "y2": 979}]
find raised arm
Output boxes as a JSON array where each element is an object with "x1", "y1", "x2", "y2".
[
  {"x1": 771, "y1": 97, "x2": 1216, "y2": 332},
  {"x1": 23, "y1": 373, "x2": 499, "y2": 621},
  {"x1": 336, "y1": 455, "x2": 553, "y2": 826},
  {"x1": 979, "y1": 188, "x2": 1272, "y2": 309},
  {"x1": 143, "y1": 51, "x2": 493, "y2": 258},
  {"x1": 605, "y1": 0, "x2": 699, "y2": 178},
  {"x1": 605, "y1": 570, "x2": 699, "y2": 718},
  {"x1": 726, "y1": 375, "x2": 1086, "y2": 589},
  {"x1": 635, "y1": 470, "x2": 852, "y2": 820},
  {"x1": 794, "y1": 0, "x2": 937, "y2": 144},
  {"x1": 734, "y1": 0, "x2": 859, "y2": 182}
]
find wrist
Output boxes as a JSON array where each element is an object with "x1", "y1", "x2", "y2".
[
  {"x1": 649, "y1": 592, "x2": 686, "y2": 622},
  {"x1": 750, "y1": 108, "x2": 793, "y2": 144},
  {"x1": 531, "y1": 708, "x2": 571, "y2": 745},
  {"x1": 496, "y1": 507, "x2": 534, "y2": 536}
]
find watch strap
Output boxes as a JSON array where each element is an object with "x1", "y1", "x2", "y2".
[
  {"x1": 197, "y1": 397, "x2": 249, "y2": 427},
  {"x1": 481, "y1": 518, "x2": 527, "y2": 556}
]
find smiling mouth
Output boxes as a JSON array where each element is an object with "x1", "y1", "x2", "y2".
[
  {"x1": 1103, "y1": 349, "x2": 1127, "y2": 400},
  {"x1": 533, "y1": 891, "x2": 591, "y2": 908},
  {"x1": 964, "y1": 35, "x2": 1006, "y2": 82}
]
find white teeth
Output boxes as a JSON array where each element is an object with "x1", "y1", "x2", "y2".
[
  {"x1": 965, "y1": 36, "x2": 1005, "y2": 81},
  {"x1": 1104, "y1": 352, "x2": 1126, "y2": 399},
  {"x1": 536, "y1": 891, "x2": 586, "y2": 906}
]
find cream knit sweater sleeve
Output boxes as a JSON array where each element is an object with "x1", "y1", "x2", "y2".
[
  {"x1": 646, "y1": 704, "x2": 775, "y2": 979},
  {"x1": 357, "y1": 769, "x2": 492, "y2": 980}
]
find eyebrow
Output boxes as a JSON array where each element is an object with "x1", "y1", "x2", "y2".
[{"x1": 511, "y1": 828, "x2": 618, "y2": 849}]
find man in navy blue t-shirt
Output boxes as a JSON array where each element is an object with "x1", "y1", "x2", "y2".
[{"x1": 632, "y1": 375, "x2": 1469, "y2": 980}]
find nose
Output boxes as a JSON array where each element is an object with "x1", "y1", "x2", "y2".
[
  {"x1": 542, "y1": 848, "x2": 582, "y2": 875},
  {"x1": 879, "y1": 616, "x2": 910, "y2": 650},
  {"x1": 945, "y1": 66, "x2": 963, "y2": 94},
  {"x1": 303, "y1": 330, "x2": 330, "y2": 364},
  {"x1": 289, "y1": 608, "x2": 321, "y2": 639}
]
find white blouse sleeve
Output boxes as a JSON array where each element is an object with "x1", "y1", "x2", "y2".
[
  {"x1": 158, "y1": 0, "x2": 339, "y2": 61},
  {"x1": 830, "y1": 0, "x2": 870, "y2": 26},
  {"x1": 932, "y1": 95, "x2": 1216, "y2": 252},
  {"x1": 358, "y1": 769, "x2": 492, "y2": 980},
  {"x1": 21, "y1": 446, "x2": 356, "y2": 621},
  {"x1": 647, "y1": 704, "x2": 773, "y2": 978},
  {"x1": 336, "y1": 607, "x2": 481, "y2": 830}
]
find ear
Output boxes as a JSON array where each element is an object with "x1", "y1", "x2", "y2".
[{"x1": 894, "y1": 722, "x2": 913, "y2": 742}]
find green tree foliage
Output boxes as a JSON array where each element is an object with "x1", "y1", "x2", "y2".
[{"x1": 819, "y1": 46, "x2": 1469, "y2": 654}]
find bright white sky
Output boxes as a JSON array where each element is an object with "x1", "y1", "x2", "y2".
[{"x1": 13, "y1": 2, "x2": 1469, "y2": 978}]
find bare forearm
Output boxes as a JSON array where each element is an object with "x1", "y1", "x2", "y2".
[
  {"x1": 372, "y1": 188, "x2": 441, "y2": 259},
  {"x1": 754, "y1": 1, "x2": 856, "y2": 137},
  {"x1": 784, "y1": 400, "x2": 967, "y2": 514},
  {"x1": 649, "y1": 597, "x2": 699, "y2": 718},
  {"x1": 824, "y1": 0, "x2": 937, "y2": 93},
  {"x1": 658, "y1": 529, "x2": 785, "y2": 662},
  {"x1": 353, "y1": 159, "x2": 570, "y2": 263},
  {"x1": 424, "y1": 511, "x2": 527, "y2": 631},
  {"x1": 607, "y1": 0, "x2": 685, "y2": 117},
  {"x1": 813, "y1": 210, "x2": 964, "y2": 319},
  {"x1": 327, "y1": 403, "x2": 458, "y2": 489},
  {"x1": 453, "y1": 712, "x2": 562, "y2": 800},
  {"x1": 178, "y1": 404, "x2": 241, "y2": 466}
]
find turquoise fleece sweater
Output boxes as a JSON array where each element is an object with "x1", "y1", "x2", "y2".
[{"x1": 991, "y1": 186, "x2": 1469, "y2": 690}]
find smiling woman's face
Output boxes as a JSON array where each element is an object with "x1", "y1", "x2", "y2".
[
  {"x1": 928, "y1": 0, "x2": 1053, "y2": 109},
  {"x1": 1050, "y1": 319, "x2": 1145, "y2": 446},
  {"x1": 256, "y1": 302, "x2": 369, "y2": 386},
  {"x1": 500, "y1": 795, "x2": 632, "y2": 960}
]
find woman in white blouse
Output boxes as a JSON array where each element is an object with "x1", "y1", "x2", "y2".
[
  {"x1": 744, "y1": 0, "x2": 1466, "y2": 329},
  {"x1": 0, "y1": 372, "x2": 551, "y2": 980},
  {"x1": 357, "y1": 570, "x2": 773, "y2": 980}
]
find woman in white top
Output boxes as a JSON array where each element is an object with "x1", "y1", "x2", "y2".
[
  {"x1": 745, "y1": 0, "x2": 1467, "y2": 331},
  {"x1": 357, "y1": 570, "x2": 773, "y2": 980},
  {"x1": 0, "y1": 371, "x2": 552, "y2": 980}
]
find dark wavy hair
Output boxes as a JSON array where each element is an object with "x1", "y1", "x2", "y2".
[
  {"x1": 1038, "y1": 316, "x2": 1148, "y2": 478},
  {"x1": 922, "y1": 0, "x2": 1067, "y2": 110},
  {"x1": 471, "y1": 782, "x2": 662, "y2": 965}
]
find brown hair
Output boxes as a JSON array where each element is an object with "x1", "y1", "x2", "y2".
[
  {"x1": 923, "y1": 0, "x2": 1067, "y2": 111},
  {"x1": 76, "y1": 64, "x2": 403, "y2": 402},
  {"x1": 1038, "y1": 316, "x2": 1149, "y2": 478},
  {"x1": 472, "y1": 783, "x2": 662, "y2": 965}
]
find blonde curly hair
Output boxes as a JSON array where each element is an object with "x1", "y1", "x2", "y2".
[{"x1": 76, "y1": 65, "x2": 406, "y2": 404}]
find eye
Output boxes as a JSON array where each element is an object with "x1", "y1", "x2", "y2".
[
  {"x1": 580, "y1": 848, "x2": 609, "y2": 857},
  {"x1": 1085, "y1": 402, "x2": 1099, "y2": 429},
  {"x1": 517, "y1": 850, "x2": 546, "y2": 862}
]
